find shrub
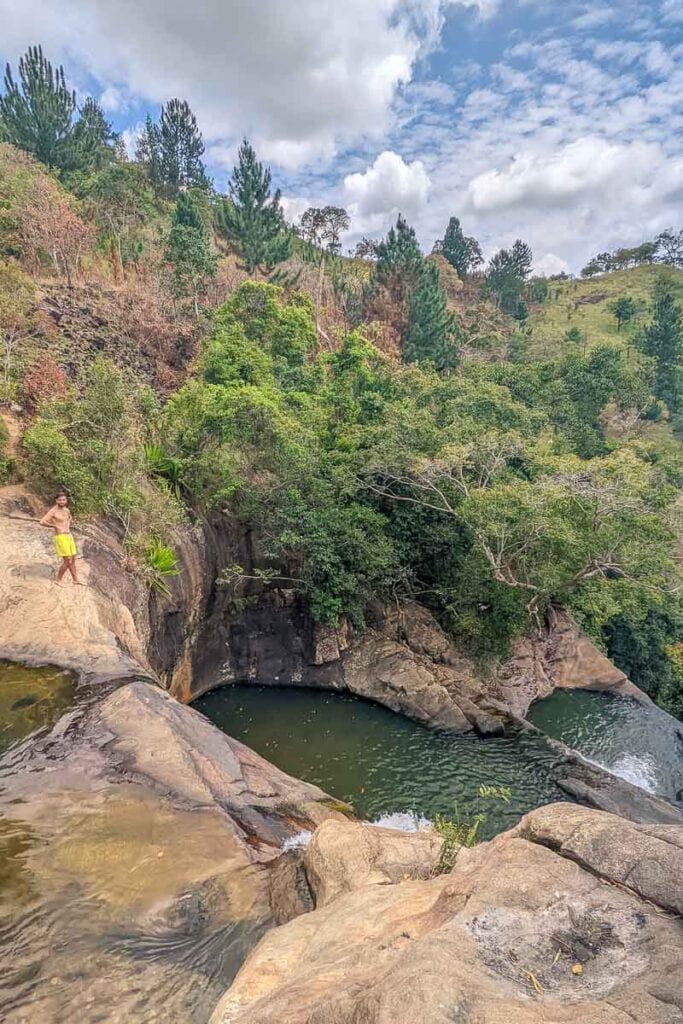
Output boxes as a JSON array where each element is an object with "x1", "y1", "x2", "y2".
[{"x1": 433, "y1": 786, "x2": 512, "y2": 873}]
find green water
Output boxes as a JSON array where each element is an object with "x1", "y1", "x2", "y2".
[
  {"x1": 0, "y1": 661, "x2": 76, "y2": 756},
  {"x1": 528, "y1": 688, "x2": 683, "y2": 802},
  {"x1": 194, "y1": 685, "x2": 569, "y2": 837}
]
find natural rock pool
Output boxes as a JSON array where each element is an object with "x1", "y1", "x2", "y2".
[
  {"x1": 195, "y1": 684, "x2": 683, "y2": 834},
  {"x1": 195, "y1": 684, "x2": 571, "y2": 836},
  {"x1": 0, "y1": 661, "x2": 76, "y2": 757}
]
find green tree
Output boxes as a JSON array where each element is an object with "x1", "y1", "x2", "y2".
[
  {"x1": 299, "y1": 206, "x2": 350, "y2": 334},
  {"x1": 136, "y1": 99, "x2": 209, "y2": 197},
  {"x1": 610, "y1": 295, "x2": 637, "y2": 331},
  {"x1": 215, "y1": 139, "x2": 291, "y2": 274},
  {"x1": 373, "y1": 214, "x2": 423, "y2": 304},
  {"x1": 581, "y1": 257, "x2": 603, "y2": 278},
  {"x1": 63, "y1": 97, "x2": 118, "y2": 174},
  {"x1": 0, "y1": 45, "x2": 76, "y2": 169},
  {"x1": 365, "y1": 214, "x2": 424, "y2": 339},
  {"x1": 485, "y1": 240, "x2": 533, "y2": 317},
  {"x1": 404, "y1": 261, "x2": 458, "y2": 372},
  {"x1": 299, "y1": 206, "x2": 350, "y2": 255},
  {"x1": 165, "y1": 192, "x2": 216, "y2": 317},
  {"x1": 655, "y1": 229, "x2": 683, "y2": 268},
  {"x1": 638, "y1": 284, "x2": 683, "y2": 412},
  {"x1": 80, "y1": 162, "x2": 156, "y2": 280},
  {"x1": 438, "y1": 216, "x2": 482, "y2": 279}
]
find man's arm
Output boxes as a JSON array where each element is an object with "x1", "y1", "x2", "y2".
[{"x1": 39, "y1": 507, "x2": 56, "y2": 527}]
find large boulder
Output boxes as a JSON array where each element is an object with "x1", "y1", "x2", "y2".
[
  {"x1": 304, "y1": 818, "x2": 442, "y2": 907},
  {"x1": 211, "y1": 808, "x2": 683, "y2": 1024}
]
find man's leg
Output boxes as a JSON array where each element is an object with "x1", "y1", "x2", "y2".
[
  {"x1": 56, "y1": 558, "x2": 69, "y2": 586},
  {"x1": 67, "y1": 556, "x2": 84, "y2": 585}
]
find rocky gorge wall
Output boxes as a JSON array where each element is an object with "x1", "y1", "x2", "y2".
[
  {"x1": 1, "y1": 485, "x2": 679, "y2": 826},
  {"x1": 0, "y1": 488, "x2": 648, "y2": 728}
]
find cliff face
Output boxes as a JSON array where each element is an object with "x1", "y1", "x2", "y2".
[{"x1": 0, "y1": 490, "x2": 653, "y2": 721}]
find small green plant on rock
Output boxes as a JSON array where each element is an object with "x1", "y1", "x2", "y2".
[
  {"x1": 433, "y1": 785, "x2": 511, "y2": 874},
  {"x1": 143, "y1": 539, "x2": 179, "y2": 598}
]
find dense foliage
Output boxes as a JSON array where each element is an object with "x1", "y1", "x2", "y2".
[{"x1": 152, "y1": 283, "x2": 682, "y2": 715}]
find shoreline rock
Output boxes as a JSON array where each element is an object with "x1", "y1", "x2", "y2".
[{"x1": 209, "y1": 809, "x2": 683, "y2": 1024}]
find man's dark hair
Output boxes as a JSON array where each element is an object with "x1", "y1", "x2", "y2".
[{"x1": 54, "y1": 489, "x2": 69, "y2": 501}]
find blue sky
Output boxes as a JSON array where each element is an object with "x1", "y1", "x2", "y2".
[{"x1": 1, "y1": 0, "x2": 681, "y2": 272}]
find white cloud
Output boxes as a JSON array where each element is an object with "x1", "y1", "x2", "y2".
[
  {"x1": 661, "y1": 0, "x2": 683, "y2": 22},
  {"x1": 571, "y1": 5, "x2": 617, "y2": 29},
  {"x1": 343, "y1": 150, "x2": 431, "y2": 233},
  {"x1": 643, "y1": 42, "x2": 676, "y2": 77},
  {"x1": 533, "y1": 252, "x2": 570, "y2": 276},
  {"x1": 99, "y1": 85, "x2": 128, "y2": 113},
  {"x1": 120, "y1": 121, "x2": 145, "y2": 159},
  {"x1": 280, "y1": 196, "x2": 314, "y2": 225},
  {"x1": 464, "y1": 137, "x2": 658, "y2": 213},
  {"x1": 0, "y1": 0, "x2": 496, "y2": 173}
]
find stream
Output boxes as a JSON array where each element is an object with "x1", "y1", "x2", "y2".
[{"x1": 527, "y1": 688, "x2": 683, "y2": 802}]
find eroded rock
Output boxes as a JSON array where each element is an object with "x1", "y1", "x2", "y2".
[
  {"x1": 210, "y1": 808, "x2": 683, "y2": 1024},
  {"x1": 304, "y1": 818, "x2": 442, "y2": 907}
]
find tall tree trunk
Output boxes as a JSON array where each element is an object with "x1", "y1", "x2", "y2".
[{"x1": 315, "y1": 252, "x2": 326, "y2": 337}]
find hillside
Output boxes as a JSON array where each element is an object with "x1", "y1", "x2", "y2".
[
  {"x1": 528, "y1": 264, "x2": 683, "y2": 359},
  {"x1": 1, "y1": 131, "x2": 683, "y2": 720}
]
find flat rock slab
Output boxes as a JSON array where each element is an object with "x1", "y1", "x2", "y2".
[{"x1": 0, "y1": 497, "x2": 152, "y2": 681}]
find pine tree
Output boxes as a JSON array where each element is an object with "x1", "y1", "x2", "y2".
[
  {"x1": 135, "y1": 115, "x2": 162, "y2": 186},
  {"x1": 165, "y1": 192, "x2": 216, "y2": 317},
  {"x1": 0, "y1": 45, "x2": 76, "y2": 168},
  {"x1": 136, "y1": 100, "x2": 209, "y2": 197},
  {"x1": 485, "y1": 240, "x2": 533, "y2": 317},
  {"x1": 62, "y1": 98, "x2": 118, "y2": 174},
  {"x1": 510, "y1": 239, "x2": 533, "y2": 279},
  {"x1": 638, "y1": 284, "x2": 683, "y2": 412},
  {"x1": 174, "y1": 190, "x2": 205, "y2": 230},
  {"x1": 372, "y1": 214, "x2": 423, "y2": 306},
  {"x1": 404, "y1": 262, "x2": 459, "y2": 371},
  {"x1": 439, "y1": 216, "x2": 482, "y2": 279},
  {"x1": 215, "y1": 139, "x2": 291, "y2": 274}
]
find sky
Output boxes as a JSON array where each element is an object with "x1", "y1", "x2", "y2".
[{"x1": 1, "y1": 0, "x2": 681, "y2": 273}]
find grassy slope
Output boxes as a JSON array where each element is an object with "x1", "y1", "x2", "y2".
[{"x1": 528, "y1": 264, "x2": 683, "y2": 359}]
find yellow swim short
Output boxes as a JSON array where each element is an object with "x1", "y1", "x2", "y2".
[{"x1": 54, "y1": 533, "x2": 77, "y2": 558}]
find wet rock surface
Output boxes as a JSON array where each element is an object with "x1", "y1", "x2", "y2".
[
  {"x1": 304, "y1": 818, "x2": 442, "y2": 907},
  {"x1": 210, "y1": 809, "x2": 683, "y2": 1024},
  {"x1": 0, "y1": 681, "x2": 340, "y2": 1024}
]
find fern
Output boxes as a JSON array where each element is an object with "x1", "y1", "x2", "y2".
[{"x1": 144, "y1": 539, "x2": 179, "y2": 598}]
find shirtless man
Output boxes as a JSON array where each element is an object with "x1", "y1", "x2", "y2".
[{"x1": 40, "y1": 491, "x2": 84, "y2": 587}]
